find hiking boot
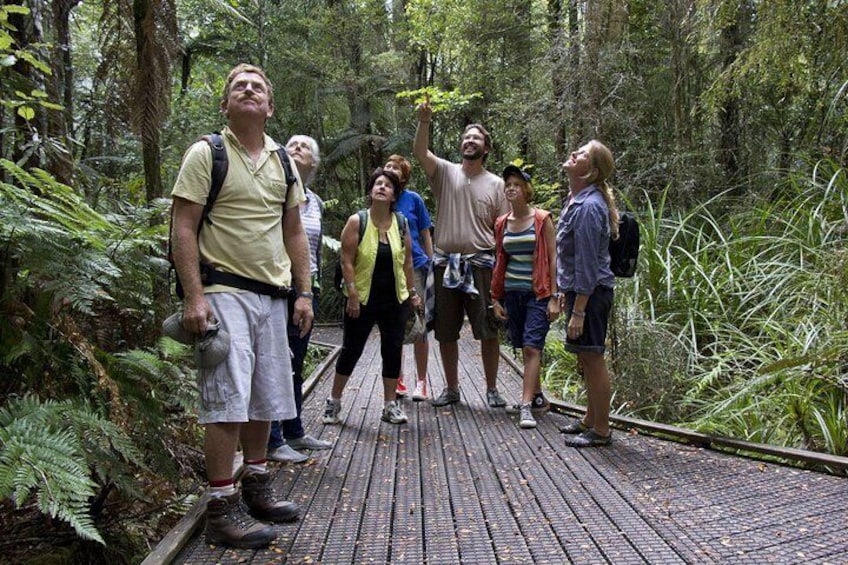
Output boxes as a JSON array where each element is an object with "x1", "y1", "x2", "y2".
[
  {"x1": 486, "y1": 388, "x2": 507, "y2": 408},
  {"x1": 322, "y1": 398, "x2": 341, "y2": 425},
  {"x1": 412, "y1": 379, "x2": 428, "y2": 401},
  {"x1": 205, "y1": 492, "x2": 275, "y2": 549},
  {"x1": 519, "y1": 404, "x2": 537, "y2": 429},
  {"x1": 381, "y1": 400, "x2": 408, "y2": 424},
  {"x1": 287, "y1": 434, "x2": 332, "y2": 451},
  {"x1": 396, "y1": 375, "x2": 408, "y2": 397},
  {"x1": 241, "y1": 472, "x2": 300, "y2": 523},
  {"x1": 267, "y1": 443, "x2": 309, "y2": 464},
  {"x1": 431, "y1": 387, "x2": 460, "y2": 407}
]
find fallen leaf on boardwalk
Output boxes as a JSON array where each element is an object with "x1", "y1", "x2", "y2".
[
  {"x1": 409, "y1": 503, "x2": 416, "y2": 514},
  {"x1": 628, "y1": 428, "x2": 639, "y2": 436},
  {"x1": 757, "y1": 463, "x2": 766, "y2": 472},
  {"x1": 519, "y1": 479, "x2": 529, "y2": 485}
]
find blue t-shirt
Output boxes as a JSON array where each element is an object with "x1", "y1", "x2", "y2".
[{"x1": 396, "y1": 189, "x2": 433, "y2": 269}]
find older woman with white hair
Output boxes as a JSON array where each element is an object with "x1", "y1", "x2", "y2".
[{"x1": 267, "y1": 134, "x2": 333, "y2": 462}]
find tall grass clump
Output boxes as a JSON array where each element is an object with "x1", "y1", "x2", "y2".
[{"x1": 549, "y1": 160, "x2": 847, "y2": 456}]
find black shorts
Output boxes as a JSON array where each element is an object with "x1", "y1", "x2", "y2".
[{"x1": 564, "y1": 286, "x2": 613, "y2": 354}]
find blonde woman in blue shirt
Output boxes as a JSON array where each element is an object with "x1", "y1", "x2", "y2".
[
  {"x1": 323, "y1": 168, "x2": 421, "y2": 426},
  {"x1": 556, "y1": 140, "x2": 619, "y2": 447}
]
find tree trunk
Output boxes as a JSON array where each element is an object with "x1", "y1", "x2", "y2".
[
  {"x1": 133, "y1": 0, "x2": 173, "y2": 203},
  {"x1": 46, "y1": 0, "x2": 80, "y2": 185},
  {"x1": 548, "y1": 0, "x2": 568, "y2": 166},
  {"x1": 718, "y1": 1, "x2": 750, "y2": 197},
  {"x1": 567, "y1": 0, "x2": 582, "y2": 149}
]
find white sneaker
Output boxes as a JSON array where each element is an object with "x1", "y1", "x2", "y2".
[
  {"x1": 412, "y1": 379, "x2": 428, "y2": 401},
  {"x1": 322, "y1": 398, "x2": 341, "y2": 425},
  {"x1": 519, "y1": 404, "x2": 537, "y2": 429},
  {"x1": 267, "y1": 444, "x2": 309, "y2": 463},
  {"x1": 381, "y1": 400, "x2": 408, "y2": 424}
]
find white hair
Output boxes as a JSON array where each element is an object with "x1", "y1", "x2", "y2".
[{"x1": 286, "y1": 134, "x2": 321, "y2": 186}]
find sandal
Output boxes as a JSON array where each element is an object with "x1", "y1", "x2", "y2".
[
  {"x1": 559, "y1": 420, "x2": 589, "y2": 434},
  {"x1": 563, "y1": 429, "x2": 612, "y2": 448}
]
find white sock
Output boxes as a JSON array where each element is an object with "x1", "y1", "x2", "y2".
[
  {"x1": 208, "y1": 484, "x2": 237, "y2": 498},
  {"x1": 244, "y1": 462, "x2": 267, "y2": 475}
]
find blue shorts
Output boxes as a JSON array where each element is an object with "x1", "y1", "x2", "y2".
[
  {"x1": 504, "y1": 291, "x2": 551, "y2": 351},
  {"x1": 565, "y1": 286, "x2": 613, "y2": 354}
]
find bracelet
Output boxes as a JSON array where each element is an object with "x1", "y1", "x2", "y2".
[
  {"x1": 297, "y1": 291, "x2": 314, "y2": 299},
  {"x1": 571, "y1": 310, "x2": 585, "y2": 318},
  {"x1": 345, "y1": 281, "x2": 356, "y2": 289}
]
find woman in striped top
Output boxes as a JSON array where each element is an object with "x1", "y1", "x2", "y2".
[
  {"x1": 267, "y1": 135, "x2": 334, "y2": 464},
  {"x1": 491, "y1": 165, "x2": 560, "y2": 429}
]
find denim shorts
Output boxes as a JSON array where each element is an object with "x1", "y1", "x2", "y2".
[
  {"x1": 564, "y1": 286, "x2": 614, "y2": 354},
  {"x1": 504, "y1": 291, "x2": 551, "y2": 351}
]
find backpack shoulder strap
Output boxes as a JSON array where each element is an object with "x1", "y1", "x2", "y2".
[
  {"x1": 275, "y1": 146, "x2": 298, "y2": 189},
  {"x1": 357, "y1": 210, "x2": 368, "y2": 242},
  {"x1": 201, "y1": 132, "x2": 228, "y2": 228},
  {"x1": 394, "y1": 211, "x2": 407, "y2": 245}
]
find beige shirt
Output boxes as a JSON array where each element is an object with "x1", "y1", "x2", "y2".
[
  {"x1": 171, "y1": 127, "x2": 305, "y2": 289},
  {"x1": 429, "y1": 157, "x2": 508, "y2": 254}
]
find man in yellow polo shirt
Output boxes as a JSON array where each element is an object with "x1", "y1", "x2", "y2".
[{"x1": 170, "y1": 63, "x2": 314, "y2": 549}]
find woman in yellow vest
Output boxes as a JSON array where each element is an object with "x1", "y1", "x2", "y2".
[{"x1": 323, "y1": 168, "x2": 421, "y2": 425}]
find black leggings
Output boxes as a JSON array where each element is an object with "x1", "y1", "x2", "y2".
[{"x1": 335, "y1": 299, "x2": 409, "y2": 378}]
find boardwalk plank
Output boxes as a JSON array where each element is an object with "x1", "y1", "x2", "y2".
[{"x1": 164, "y1": 327, "x2": 848, "y2": 565}]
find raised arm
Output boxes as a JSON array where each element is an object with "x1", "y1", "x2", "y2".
[{"x1": 412, "y1": 100, "x2": 438, "y2": 179}]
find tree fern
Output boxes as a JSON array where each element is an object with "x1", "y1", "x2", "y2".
[{"x1": 0, "y1": 396, "x2": 113, "y2": 544}]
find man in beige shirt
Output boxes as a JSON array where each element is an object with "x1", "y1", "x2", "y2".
[
  {"x1": 412, "y1": 99, "x2": 509, "y2": 408},
  {"x1": 170, "y1": 63, "x2": 313, "y2": 549}
]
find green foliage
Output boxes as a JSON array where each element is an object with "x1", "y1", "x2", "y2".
[
  {"x1": 0, "y1": 395, "x2": 146, "y2": 544},
  {"x1": 570, "y1": 160, "x2": 848, "y2": 456},
  {"x1": 396, "y1": 86, "x2": 483, "y2": 114},
  {"x1": 0, "y1": 155, "x2": 201, "y2": 555},
  {"x1": 0, "y1": 4, "x2": 60, "y2": 123}
]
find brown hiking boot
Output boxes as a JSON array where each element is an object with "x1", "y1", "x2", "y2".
[
  {"x1": 241, "y1": 471, "x2": 300, "y2": 523},
  {"x1": 205, "y1": 491, "x2": 275, "y2": 549}
]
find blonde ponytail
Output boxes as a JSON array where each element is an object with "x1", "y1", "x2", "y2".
[{"x1": 586, "y1": 140, "x2": 620, "y2": 240}]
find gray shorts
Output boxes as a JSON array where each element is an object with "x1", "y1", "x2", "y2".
[{"x1": 198, "y1": 292, "x2": 296, "y2": 424}]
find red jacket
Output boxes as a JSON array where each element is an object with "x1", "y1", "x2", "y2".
[{"x1": 491, "y1": 208, "x2": 554, "y2": 300}]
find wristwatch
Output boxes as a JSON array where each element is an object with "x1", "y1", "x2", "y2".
[{"x1": 297, "y1": 291, "x2": 314, "y2": 299}]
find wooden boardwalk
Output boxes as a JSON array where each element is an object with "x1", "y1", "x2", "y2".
[{"x1": 156, "y1": 328, "x2": 848, "y2": 564}]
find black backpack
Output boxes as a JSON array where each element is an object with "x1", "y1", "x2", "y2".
[
  {"x1": 333, "y1": 210, "x2": 407, "y2": 292},
  {"x1": 168, "y1": 132, "x2": 298, "y2": 298},
  {"x1": 609, "y1": 211, "x2": 639, "y2": 278}
]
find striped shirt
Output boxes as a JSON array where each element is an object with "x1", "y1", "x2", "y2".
[
  {"x1": 301, "y1": 188, "x2": 323, "y2": 278},
  {"x1": 503, "y1": 224, "x2": 535, "y2": 292}
]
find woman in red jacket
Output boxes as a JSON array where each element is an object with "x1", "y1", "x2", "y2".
[{"x1": 491, "y1": 165, "x2": 560, "y2": 429}]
